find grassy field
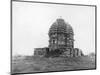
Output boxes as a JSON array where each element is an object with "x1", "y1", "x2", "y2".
[{"x1": 12, "y1": 55, "x2": 96, "y2": 74}]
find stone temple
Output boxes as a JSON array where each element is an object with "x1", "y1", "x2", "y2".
[{"x1": 34, "y1": 18, "x2": 83, "y2": 57}]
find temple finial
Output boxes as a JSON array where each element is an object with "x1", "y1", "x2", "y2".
[
  {"x1": 59, "y1": 16, "x2": 62, "y2": 18},
  {"x1": 57, "y1": 16, "x2": 64, "y2": 22}
]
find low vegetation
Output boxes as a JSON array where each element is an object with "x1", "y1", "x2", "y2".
[{"x1": 12, "y1": 55, "x2": 96, "y2": 74}]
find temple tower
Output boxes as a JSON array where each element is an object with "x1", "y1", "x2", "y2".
[{"x1": 48, "y1": 18, "x2": 74, "y2": 56}]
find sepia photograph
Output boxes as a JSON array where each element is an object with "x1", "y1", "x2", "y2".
[{"x1": 11, "y1": 0, "x2": 96, "y2": 74}]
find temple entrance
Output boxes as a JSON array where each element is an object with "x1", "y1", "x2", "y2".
[{"x1": 46, "y1": 49, "x2": 62, "y2": 57}]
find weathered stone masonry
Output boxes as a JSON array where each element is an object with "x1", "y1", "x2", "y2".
[{"x1": 34, "y1": 18, "x2": 83, "y2": 57}]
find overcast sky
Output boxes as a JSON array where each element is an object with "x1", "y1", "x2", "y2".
[{"x1": 12, "y1": 1, "x2": 95, "y2": 56}]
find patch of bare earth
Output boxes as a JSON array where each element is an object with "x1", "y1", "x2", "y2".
[{"x1": 12, "y1": 56, "x2": 95, "y2": 74}]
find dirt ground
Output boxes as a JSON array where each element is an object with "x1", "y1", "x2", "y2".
[{"x1": 12, "y1": 56, "x2": 96, "y2": 74}]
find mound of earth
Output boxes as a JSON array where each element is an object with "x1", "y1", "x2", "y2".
[{"x1": 12, "y1": 56, "x2": 96, "y2": 74}]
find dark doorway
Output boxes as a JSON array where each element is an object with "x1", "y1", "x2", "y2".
[{"x1": 48, "y1": 49, "x2": 62, "y2": 57}]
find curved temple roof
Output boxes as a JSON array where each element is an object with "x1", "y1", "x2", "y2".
[{"x1": 49, "y1": 18, "x2": 73, "y2": 35}]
